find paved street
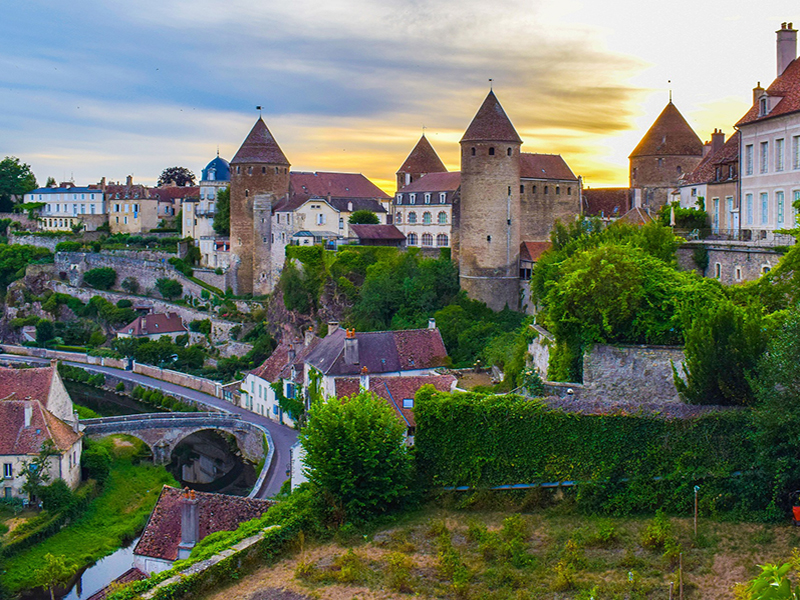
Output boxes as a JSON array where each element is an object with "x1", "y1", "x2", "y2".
[{"x1": 0, "y1": 354, "x2": 297, "y2": 498}]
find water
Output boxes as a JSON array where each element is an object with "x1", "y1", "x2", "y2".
[
  {"x1": 61, "y1": 538, "x2": 140, "y2": 600},
  {"x1": 65, "y1": 380, "x2": 154, "y2": 416}
]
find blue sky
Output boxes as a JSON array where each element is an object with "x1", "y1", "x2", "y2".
[{"x1": 1, "y1": 0, "x2": 798, "y2": 190}]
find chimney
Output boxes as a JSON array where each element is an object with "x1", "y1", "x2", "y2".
[
  {"x1": 777, "y1": 22, "x2": 798, "y2": 76},
  {"x1": 287, "y1": 343, "x2": 296, "y2": 362},
  {"x1": 428, "y1": 318, "x2": 436, "y2": 330},
  {"x1": 178, "y1": 488, "x2": 199, "y2": 559},
  {"x1": 710, "y1": 129, "x2": 725, "y2": 156},
  {"x1": 347, "y1": 201, "x2": 353, "y2": 212},
  {"x1": 753, "y1": 82, "x2": 765, "y2": 105},
  {"x1": 72, "y1": 410, "x2": 80, "y2": 433},
  {"x1": 702, "y1": 141, "x2": 712, "y2": 158},
  {"x1": 126, "y1": 175, "x2": 133, "y2": 187},
  {"x1": 100, "y1": 177, "x2": 106, "y2": 192},
  {"x1": 327, "y1": 321, "x2": 340, "y2": 336},
  {"x1": 344, "y1": 329, "x2": 359, "y2": 365},
  {"x1": 360, "y1": 366, "x2": 370, "y2": 391},
  {"x1": 24, "y1": 403, "x2": 32, "y2": 427},
  {"x1": 304, "y1": 326, "x2": 314, "y2": 347}
]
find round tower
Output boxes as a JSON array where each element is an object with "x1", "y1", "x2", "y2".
[
  {"x1": 458, "y1": 91, "x2": 522, "y2": 311},
  {"x1": 229, "y1": 117, "x2": 290, "y2": 295}
]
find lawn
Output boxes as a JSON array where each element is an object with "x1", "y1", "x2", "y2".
[{"x1": 0, "y1": 437, "x2": 177, "y2": 594}]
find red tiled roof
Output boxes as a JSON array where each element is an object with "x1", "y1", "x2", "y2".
[
  {"x1": 149, "y1": 186, "x2": 200, "y2": 201},
  {"x1": 350, "y1": 224, "x2": 406, "y2": 241},
  {"x1": 85, "y1": 568, "x2": 148, "y2": 600},
  {"x1": 582, "y1": 188, "x2": 631, "y2": 217},
  {"x1": 397, "y1": 135, "x2": 447, "y2": 175},
  {"x1": 118, "y1": 312, "x2": 187, "y2": 337},
  {"x1": 683, "y1": 134, "x2": 740, "y2": 185},
  {"x1": 0, "y1": 399, "x2": 80, "y2": 455},
  {"x1": 520, "y1": 241, "x2": 551, "y2": 263},
  {"x1": 251, "y1": 336, "x2": 321, "y2": 384},
  {"x1": 104, "y1": 184, "x2": 150, "y2": 199},
  {"x1": 616, "y1": 207, "x2": 655, "y2": 225},
  {"x1": 737, "y1": 58, "x2": 800, "y2": 126},
  {"x1": 134, "y1": 486, "x2": 274, "y2": 562},
  {"x1": 461, "y1": 91, "x2": 522, "y2": 143},
  {"x1": 398, "y1": 172, "x2": 461, "y2": 193},
  {"x1": 520, "y1": 154, "x2": 578, "y2": 181},
  {"x1": 289, "y1": 172, "x2": 390, "y2": 201},
  {"x1": 231, "y1": 118, "x2": 290, "y2": 166},
  {"x1": 0, "y1": 366, "x2": 55, "y2": 405},
  {"x1": 334, "y1": 374, "x2": 457, "y2": 428},
  {"x1": 629, "y1": 102, "x2": 703, "y2": 158}
]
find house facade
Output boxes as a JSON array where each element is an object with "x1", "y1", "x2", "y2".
[
  {"x1": 117, "y1": 312, "x2": 187, "y2": 340},
  {"x1": 26, "y1": 184, "x2": 106, "y2": 232},
  {"x1": 394, "y1": 172, "x2": 459, "y2": 249}
]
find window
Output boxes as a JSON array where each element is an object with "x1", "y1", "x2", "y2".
[
  {"x1": 746, "y1": 194, "x2": 754, "y2": 224},
  {"x1": 507, "y1": 147, "x2": 512, "y2": 156},
  {"x1": 436, "y1": 234, "x2": 448, "y2": 246},
  {"x1": 408, "y1": 212, "x2": 417, "y2": 224},
  {"x1": 760, "y1": 97, "x2": 768, "y2": 116},
  {"x1": 422, "y1": 193, "x2": 430, "y2": 204},
  {"x1": 339, "y1": 217, "x2": 344, "y2": 230},
  {"x1": 409, "y1": 194, "x2": 416, "y2": 205},
  {"x1": 396, "y1": 194, "x2": 402, "y2": 205},
  {"x1": 556, "y1": 186, "x2": 560, "y2": 195},
  {"x1": 402, "y1": 398, "x2": 414, "y2": 409},
  {"x1": 316, "y1": 213, "x2": 325, "y2": 225},
  {"x1": 794, "y1": 190, "x2": 800, "y2": 225},
  {"x1": 736, "y1": 267, "x2": 742, "y2": 281},
  {"x1": 761, "y1": 192, "x2": 769, "y2": 224},
  {"x1": 777, "y1": 138, "x2": 785, "y2": 171},
  {"x1": 423, "y1": 212, "x2": 432, "y2": 224},
  {"x1": 489, "y1": 147, "x2": 495, "y2": 156},
  {"x1": 727, "y1": 197, "x2": 734, "y2": 225},
  {"x1": 677, "y1": 165, "x2": 682, "y2": 175},
  {"x1": 262, "y1": 166, "x2": 266, "y2": 174},
  {"x1": 421, "y1": 233, "x2": 433, "y2": 246},
  {"x1": 532, "y1": 185, "x2": 537, "y2": 193},
  {"x1": 245, "y1": 189, "x2": 249, "y2": 197},
  {"x1": 745, "y1": 144, "x2": 754, "y2": 175},
  {"x1": 794, "y1": 136, "x2": 800, "y2": 169},
  {"x1": 762, "y1": 265, "x2": 772, "y2": 274},
  {"x1": 712, "y1": 198, "x2": 719, "y2": 232},
  {"x1": 439, "y1": 193, "x2": 446, "y2": 203},
  {"x1": 407, "y1": 233, "x2": 418, "y2": 245},
  {"x1": 3, "y1": 464, "x2": 11, "y2": 478},
  {"x1": 248, "y1": 166, "x2": 252, "y2": 174},
  {"x1": 544, "y1": 186, "x2": 549, "y2": 194},
  {"x1": 715, "y1": 263, "x2": 722, "y2": 279},
  {"x1": 471, "y1": 147, "x2": 476, "y2": 156},
  {"x1": 520, "y1": 185, "x2": 524, "y2": 194},
  {"x1": 657, "y1": 158, "x2": 663, "y2": 167},
  {"x1": 761, "y1": 142, "x2": 769, "y2": 173},
  {"x1": 438, "y1": 211, "x2": 447, "y2": 224},
  {"x1": 777, "y1": 191, "x2": 785, "y2": 225},
  {"x1": 396, "y1": 213, "x2": 402, "y2": 224},
  {"x1": 567, "y1": 187, "x2": 572, "y2": 195}
]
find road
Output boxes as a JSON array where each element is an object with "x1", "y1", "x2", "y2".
[{"x1": 0, "y1": 354, "x2": 297, "y2": 498}]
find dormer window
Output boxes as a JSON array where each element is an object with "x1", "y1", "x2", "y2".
[
  {"x1": 760, "y1": 96, "x2": 768, "y2": 117},
  {"x1": 409, "y1": 194, "x2": 416, "y2": 205},
  {"x1": 396, "y1": 194, "x2": 402, "y2": 205}
]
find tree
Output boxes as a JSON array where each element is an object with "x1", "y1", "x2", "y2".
[
  {"x1": 121, "y1": 276, "x2": 140, "y2": 294},
  {"x1": 0, "y1": 156, "x2": 37, "y2": 211},
  {"x1": 349, "y1": 210, "x2": 379, "y2": 225},
  {"x1": 156, "y1": 278, "x2": 183, "y2": 300},
  {"x1": 213, "y1": 186, "x2": 230, "y2": 235},
  {"x1": 20, "y1": 440, "x2": 58, "y2": 500},
  {"x1": 83, "y1": 267, "x2": 117, "y2": 290},
  {"x1": 0, "y1": 245, "x2": 51, "y2": 290},
  {"x1": 157, "y1": 166, "x2": 195, "y2": 187},
  {"x1": 299, "y1": 391, "x2": 413, "y2": 523},
  {"x1": 45, "y1": 176, "x2": 56, "y2": 188},
  {"x1": 36, "y1": 319, "x2": 55, "y2": 346},
  {"x1": 34, "y1": 553, "x2": 74, "y2": 600}
]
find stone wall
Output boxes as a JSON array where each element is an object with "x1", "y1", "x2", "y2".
[
  {"x1": 132, "y1": 362, "x2": 221, "y2": 397},
  {"x1": 0, "y1": 213, "x2": 40, "y2": 231},
  {"x1": 527, "y1": 324, "x2": 553, "y2": 378},
  {"x1": 191, "y1": 268, "x2": 227, "y2": 291},
  {"x1": 676, "y1": 240, "x2": 783, "y2": 285}
]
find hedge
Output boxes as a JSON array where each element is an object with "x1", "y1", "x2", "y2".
[{"x1": 414, "y1": 387, "x2": 759, "y2": 516}]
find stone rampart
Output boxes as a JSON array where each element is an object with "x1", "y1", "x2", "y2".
[
  {"x1": 132, "y1": 362, "x2": 222, "y2": 397},
  {"x1": 192, "y1": 268, "x2": 226, "y2": 291},
  {"x1": 527, "y1": 324, "x2": 553, "y2": 377},
  {"x1": 676, "y1": 240, "x2": 783, "y2": 285}
]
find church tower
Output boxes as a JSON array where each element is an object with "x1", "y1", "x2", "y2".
[
  {"x1": 229, "y1": 117, "x2": 290, "y2": 295},
  {"x1": 458, "y1": 91, "x2": 522, "y2": 311},
  {"x1": 396, "y1": 134, "x2": 447, "y2": 191}
]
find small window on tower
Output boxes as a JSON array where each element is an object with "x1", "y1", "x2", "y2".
[
  {"x1": 507, "y1": 148, "x2": 512, "y2": 156},
  {"x1": 556, "y1": 186, "x2": 560, "y2": 195},
  {"x1": 236, "y1": 166, "x2": 241, "y2": 174},
  {"x1": 487, "y1": 235, "x2": 492, "y2": 242},
  {"x1": 275, "y1": 167, "x2": 279, "y2": 174},
  {"x1": 567, "y1": 187, "x2": 572, "y2": 195},
  {"x1": 532, "y1": 185, "x2": 537, "y2": 193},
  {"x1": 544, "y1": 186, "x2": 549, "y2": 194},
  {"x1": 520, "y1": 185, "x2": 524, "y2": 193},
  {"x1": 471, "y1": 148, "x2": 476, "y2": 156},
  {"x1": 489, "y1": 147, "x2": 495, "y2": 156},
  {"x1": 245, "y1": 190, "x2": 249, "y2": 197},
  {"x1": 248, "y1": 166, "x2": 252, "y2": 174},
  {"x1": 262, "y1": 167, "x2": 266, "y2": 174}
]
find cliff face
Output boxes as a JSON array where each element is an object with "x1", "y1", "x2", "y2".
[{"x1": 266, "y1": 277, "x2": 352, "y2": 342}]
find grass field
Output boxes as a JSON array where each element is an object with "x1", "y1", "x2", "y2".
[{"x1": 0, "y1": 436, "x2": 177, "y2": 594}]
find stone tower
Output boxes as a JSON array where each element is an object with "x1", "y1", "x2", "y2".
[
  {"x1": 629, "y1": 102, "x2": 703, "y2": 211},
  {"x1": 396, "y1": 134, "x2": 447, "y2": 191},
  {"x1": 229, "y1": 117, "x2": 290, "y2": 295},
  {"x1": 458, "y1": 91, "x2": 522, "y2": 311}
]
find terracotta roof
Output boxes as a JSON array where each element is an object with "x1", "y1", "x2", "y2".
[
  {"x1": 397, "y1": 135, "x2": 447, "y2": 175},
  {"x1": 398, "y1": 172, "x2": 461, "y2": 193},
  {"x1": 629, "y1": 102, "x2": 703, "y2": 158},
  {"x1": 305, "y1": 328, "x2": 448, "y2": 377},
  {"x1": 134, "y1": 486, "x2": 274, "y2": 562},
  {"x1": 231, "y1": 118, "x2": 290, "y2": 166},
  {"x1": 275, "y1": 195, "x2": 387, "y2": 215},
  {"x1": 0, "y1": 366, "x2": 55, "y2": 406},
  {"x1": 616, "y1": 207, "x2": 655, "y2": 225},
  {"x1": 520, "y1": 153, "x2": 578, "y2": 181},
  {"x1": 520, "y1": 241, "x2": 552, "y2": 263},
  {"x1": 461, "y1": 91, "x2": 522, "y2": 143},
  {"x1": 350, "y1": 224, "x2": 406, "y2": 241},
  {"x1": 104, "y1": 184, "x2": 150, "y2": 199},
  {"x1": 582, "y1": 188, "x2": 631, "y2": 217},
  {"x1": 333, "y1": 374, "x2": 457, "y2": 428},
  {"x1": 85, "y1": 568, "x2": 148, "y2": 600},
  {"x1": 0, "y1": 399, "x2": 80, "y2": 455},
  {"x1": 289, "y1": 172, "x2": 390, "y2": 201},
  {"x1": 251, "y1": 336, "x2": 321, "y2": 384},
  {"x1": 682, "y1": 134, "x2": 740, "y2": 185},
  {"x1": 149, "y1": 186, "x2": 200, "y2": 201},
  {"x1": 118, "y1": 312, "x2": 187, "y2": 337},
  {"x1": 737, "y1": 58, "x2": 800, "y2": 126}
]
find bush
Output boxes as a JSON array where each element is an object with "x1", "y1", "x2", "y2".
[
  {"x1": 116, "y1": 299, "x2": 132, "y2": 309},
  {"x1": 83, "y1": 267, "x2": 117, "y2": 290},
  {"x1": 120, "y1": 277, "x2": 139, "y2": 294},
  {"x1": 115, "y1": 382, "x2": 125, "y2": 392},
  {"x1": 55, "y1": 241, "x2": 83, "y2": 253},
  {"x1": 37, "y1": 480, "x2": 75, "y2": 512},
  {"x1": 156, "y1": 278, "x2": 182, "y2": 300},
  {"x1": 81, "y1": 442, "x2": 112, "y2": 484},
  {"x1": 189, "y1": 319, "x2": 212, "y2": 335}
]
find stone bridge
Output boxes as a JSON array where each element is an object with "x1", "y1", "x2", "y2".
[{"x1": 81, "y1": 413, "x2": 272, "y2": 498}]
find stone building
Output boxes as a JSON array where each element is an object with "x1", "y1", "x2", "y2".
[
  {"x1": 394, "y1": 171, "x2": 460, "y2": 248},
  {"x1": 396, "y1": 134, "x2": 448, "y2": 190},
  {"x1": 629, "y1": 102, "x2": 704, "y2": 211},
  {"x1": 183, "y1": 154, "x2": 230, "y2": 268}
]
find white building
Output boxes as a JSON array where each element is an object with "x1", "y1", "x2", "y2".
[
  {"x1": 26, "y1": 184, "x2": 106, "y2": 232},
  {"x1": 183, "y1": 155, "x2": 230, "y2": 268},
  {"x1": 394, "y1": 172, "x2": 459, "y2": 248}
]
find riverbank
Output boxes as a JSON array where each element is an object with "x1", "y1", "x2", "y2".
[{"x1": 0, "y1": 437, "x2": 177, "y2": 596}]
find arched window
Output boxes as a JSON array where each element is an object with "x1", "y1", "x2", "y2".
[
  {"x1": 507, "y1": 147, "x2": 512, "y2": 156},
  {"x1": 438, "y1": 211, "x2": 447, "y2": 224},
  {"x1": 424, "y1": 193, "x2": 431, "y2": 204},
  {"x1": 248, "y1": 166, "x2": 253, "y2": 174},
  {"x1": 489, "y1": 147, "x2": 495, "y2": 156},
  {"x1": 407, "y1": 233, "x2": 418, "y2": 245},
  {"x1": 422, "y1": 233, "x2": 433, "y2": 246},
  {"x1": 262, "y1": 166, "x2": 266, "y2": 174},
  {"x1": 556, "y1": 186, "x2": 560, "y2": 195},
  {"x1": 245, "y1": 189, "x2": 249, "y2": 197},
  {"x1": 396, "y1": 213, "x2": 402, "y2": 224},
  {"x1": 436, "y1": 234, "x2": 449, "y2": 246},
  {"x1": 423, "y1": 212, "x2": 432, "y2": 224},
  {"x1": 532, "y1": 185, "x2": 537, "y2": 193},
  {"x1": 567, "y1": 187, "x2": 572, "y2": 195},
  {"x1": 408, "y1": 212, "x2": 417, "y2": 224},
  {"x1": 471, "y1": 147, "x2": 476, "y2": 156}
]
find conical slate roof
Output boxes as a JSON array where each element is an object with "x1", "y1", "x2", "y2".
[
  {"x1": 397, "y1": 135, "x2": 447, "y2": 175},
  {"x1": 461, "y1": 91, "x2": 522, "y2": 143},
  {"x1": 629, "y1": 102, "x2": 703, "y2": 158},
  {"x1": 231, "y1": 118, "x2": 290, "y2": 165}
]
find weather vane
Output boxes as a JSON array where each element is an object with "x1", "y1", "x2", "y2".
[
  {"x1": 256, "y1": 105, "x2": 262, "y2": 116},
  {"x1": 489, "y1": 78, "x2": 493, "y2": 91},
  {"x1": 668, "y1": 80, "x2": 672, "y2": 103}
]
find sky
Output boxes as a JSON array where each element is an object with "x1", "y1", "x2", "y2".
[{"x1": 1, "y1": 0, "x2": 798, "y2": 193}]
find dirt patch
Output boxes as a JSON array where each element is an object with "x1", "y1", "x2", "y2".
[
  {"x1": 456, "y1": 372, "x2": 493, "y2": 390},
  {"x1": 112, "y1": 437, "x2": 135, "y2": 448}
]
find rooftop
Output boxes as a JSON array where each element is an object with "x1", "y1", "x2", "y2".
[
  {"x1": 461, "y1": 91, "x2": 522, "y2": 144},
  {"x1": 629, "y1": 102, "x2": 703, "y2": 158},
  {"x1": 397, "y1": 135, "x2": 447, "y2": 176},
  {"x1": 289, "y1": 171, "x2": 390, "y2": 201},
  {"x1": 349, "y1": 224, "x2": 406, "y2": 241},
  {"x1": 520, "y1": 154, "x2": 578, "y2": 181},
  {"x1": 397, "y1": 172, "x2": 461, "y2": 193},
  {"x1": 582, "y1": 188, "x2": 631, "y2": 217},
  {"x1": 0, "y1": 399, "x2": 80, "y2": 456},
  {"x1": 118, "y1": 312, "x2": 187, "y2": 337},
  {"x1": 738, "y1": 57, "x2": 800, "y2": 126},
  {"x1": 231, "y1": 117, "x2": 290, "y2": 166}
]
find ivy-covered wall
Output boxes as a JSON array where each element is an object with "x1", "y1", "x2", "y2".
[{"x1": 415, "y1": 387, "x2": 758, "y2": 515}]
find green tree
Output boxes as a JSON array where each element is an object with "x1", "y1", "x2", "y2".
[
  {"x1": 36, "y1": 319, "x2": 55, "y2": 346},
  {"x1": 299, "y1": 391, "x2": 413, "y2": 522},
  {"x1": 45, "y1": 176, "x2": 56, "y2": 188},
  {"x1": 0, "y1": 245, "x2": 51, "y2": 290},
  {"x1": 349, "y1": 210, "x2": 379, "y2": 224},
  {"x1": 121, "y1": 276, "x2": 139, "y2": 294},
  {"x1": 34, "y1": 553, "x2": 74, "y2": 600},
  {"x1": 212, "y1": 186, "x2": 230, "y2": 235},
  {"x1": 20, "y1": 440, "x2": 58, "y2": 500},
  {"x1": 156, "y1": 278, "x2": 182, "y2": 300},
  {"x1": 157, "y1": 166, "x2": 195, "y2": 187},
  {"x1": 0, "y1": 156, "x2": 37, "y2": 211},
  {"x1": 82, "y1": 267, "x2": 117, "y2": 290}
]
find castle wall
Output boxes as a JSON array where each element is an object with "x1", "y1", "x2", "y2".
[
  {"x1": 519, "y1": 179, "x2": 581, "y2": 241},
  {"x1": 630, "y1": 154, "x2": 703, "y2": 210},
  {"x1": 676, "y1": 240, "x2": 782, "y2": 284}
]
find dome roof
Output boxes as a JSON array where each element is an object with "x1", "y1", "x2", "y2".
[{"x1": 202, "y1": 156, "x2": 231, "y2": 182}]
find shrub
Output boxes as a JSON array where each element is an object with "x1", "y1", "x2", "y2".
[
  {"x1": 81, "y1": 442, "x2": 111, "y2": 484},
  {"x1": 386, "y1": 552, "x2": 414, "y2": 592},
  {"x1": 55, "y1": 241, "x2": 83, "y2": 253},
  {"x1": 83, "y1": 267, "x2": 117, "y2": 290},
  {"x1": 116, "y1": 299, "x2": 132, "y2": 309},
  {"x1": 115, "y1": 382, "x2": 125, "y2": 392},
  {"x1": 37, "y1": 479, "x2": 75, "y2": 512},
  {"x1": 640, "y1": 510, "x2": 672, "y2": 550},
  {"x1": 156, "y1": 278, "x2": 182, "y2": 300},
  {"x1": 189, "y1": 319, "x2": 212, "y2": 335},
  {"x1": 120, "y1": 277, "x2": 139, "y2": 294}
]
